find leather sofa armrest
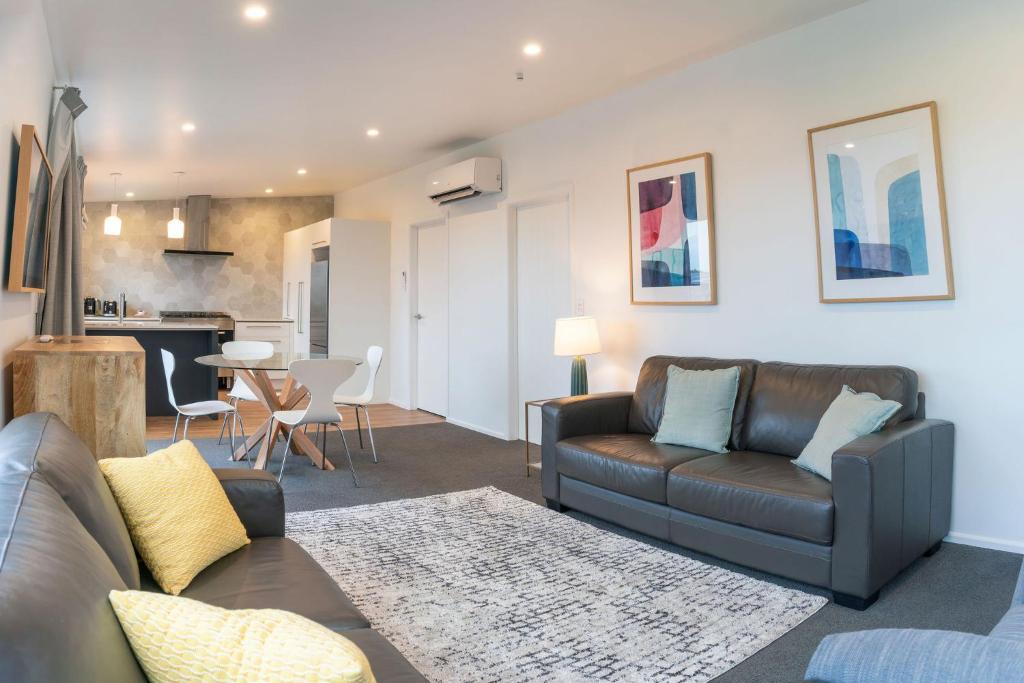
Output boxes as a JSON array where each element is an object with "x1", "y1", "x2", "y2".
[
  {"x1": 540, "y1": 392, "x2": 633, "y2": 501},
  {"x1": 215, "y1": 468, "x2": 285, "y2": 538},
  {"x1": 804, "y1": 629, "x2": 1024, "y2": 682},
  {"x1": 830, "y1": 419, "x2": 954, "y2": 600}
]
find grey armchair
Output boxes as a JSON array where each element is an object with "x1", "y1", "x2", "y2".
[{"x1": 805, "y1": 560, "x2": 1024, "y2": 682}]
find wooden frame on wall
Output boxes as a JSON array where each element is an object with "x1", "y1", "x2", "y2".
[
  {"x1": 627, "y1": 152, "x2": 717, "y2": 305},
  {"x1": 7, "y1": 123, "x2": 53, "y2": 294},
  {"x1": 808, "y1": 101, "x2": 954, "y2": 303}
]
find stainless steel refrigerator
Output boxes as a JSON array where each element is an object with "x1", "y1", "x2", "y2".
[{"x1": 309, "y1": 246, "x2": 330, "y2": 354}]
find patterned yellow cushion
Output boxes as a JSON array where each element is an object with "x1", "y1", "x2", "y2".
[
  {"x1": 98, "y1": 440, "x2": 249, "y2": 595},
  {"x1": 109, "y1": 590, "x2": 376, "y2": 683}
]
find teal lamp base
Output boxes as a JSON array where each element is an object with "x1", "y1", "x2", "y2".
[{"x1": 570, "y1": 356, "x2": 588, "y2": 396}]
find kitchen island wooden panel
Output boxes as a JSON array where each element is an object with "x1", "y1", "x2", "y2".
[{"x1": 13, "y1": 335, "x2": 146, "y2": 459}]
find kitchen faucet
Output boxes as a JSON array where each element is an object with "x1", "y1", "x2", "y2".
[{"x1": 118, "y1": 292, "x2": 125, "y2": 325}]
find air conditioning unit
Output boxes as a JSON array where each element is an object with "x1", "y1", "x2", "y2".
[{"x1": 426, "y1": 157, "x2": 502, "y2": 204}]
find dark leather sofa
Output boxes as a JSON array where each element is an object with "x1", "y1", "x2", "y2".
[
  {"x1": 542, "y1": 356, "x2": 954, "y2": 609},
  {"x1": 0, "y1": 412, "x2": 425, "y2": 682}
]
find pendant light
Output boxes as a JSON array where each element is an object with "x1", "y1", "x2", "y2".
[
  {"x1": 103, "y1": 173, "x2": 123, "y2": 236},
  {"x1": 167, "y1": 171, "x2": 185, "y2": 239}
]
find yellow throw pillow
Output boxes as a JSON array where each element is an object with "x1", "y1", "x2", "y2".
[
  {"x1": 98, "y1": 440, "x2": 250, "y2": 595},
  {"x1": 109, "y1": 590, "x2": 376, "y2": 683}
]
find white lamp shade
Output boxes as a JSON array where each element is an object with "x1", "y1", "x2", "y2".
[
  {"x1": 167, "y1": 207, "x2": 184, "y2": 239},
  {"x1": 554, "y1": 316, "x2": 601, "y2": 357},
  {"x1": 103, "y1": 204, "x2": 122, "y2": 236}
]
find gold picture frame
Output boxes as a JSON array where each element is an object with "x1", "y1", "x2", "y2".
[
  {"x1": 627, "y1": 152, "x2": 717, "y2": 305},
  {"x1": 7, "y1": 124, "x2": 53, "y2": 294},
  {"x1": 808, "y1": 101, "x2": 954, "y2": 303}
]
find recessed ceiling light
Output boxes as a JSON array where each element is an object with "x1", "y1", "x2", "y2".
[
  {"x1": 125, "y1": 191, "x2": 134, "y2": 197},
  {"x1": 366, "y1": 128, "x2": 380, "y2": 137},
  {"x1": 297, "y1": 168, "x2": 307, "y2": 175},
  {"x1": 244, "y1": 4, "x2": 268, "y2": 21},
  {"x1": 181, "y1": 122, "x2": 196, "y2": 133},
  {"x1": 523, "y1": 42, "x2": 542, "y2": 56},
  {"x1": 844, "y1": 142, "x2": 855, "y2": 149},
  {"x1": 264, "y1": 188, "x2": 274, "y2": 194}
]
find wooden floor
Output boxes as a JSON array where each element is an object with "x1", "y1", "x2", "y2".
[{"x1": 145, "y1": 390, "x2": 444, "y2": 440}]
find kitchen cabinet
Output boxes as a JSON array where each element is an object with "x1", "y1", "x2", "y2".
[
  {"x1": 234, "y1": 320, "x2": 294, "y2": 380},
  {"x1": 281, "y1": 218, "x2": 390, "y2": 399}
]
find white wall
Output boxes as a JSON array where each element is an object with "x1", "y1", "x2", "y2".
[
  {"x1": 335, "y1": 0, "x2": 1024, "y2": 552},
  {"x1": 0, "y1": 0, "x2": 55, "y2": 424}
]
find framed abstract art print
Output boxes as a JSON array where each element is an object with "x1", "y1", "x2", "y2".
[
  {"x1": 808, "y1": 102, "x2": 954, "y2": 303},
  {"x1": 627, "y1": 152, "x2": 717, "y2": 305}
]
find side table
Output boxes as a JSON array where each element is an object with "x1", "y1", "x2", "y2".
[{"x1": 524, "y1": 398, "x2": 559, "y2": 476}]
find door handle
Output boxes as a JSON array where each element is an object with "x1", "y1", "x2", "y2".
[
  {"x1": 298, "y1": 282, "x2": 305, "y2": 333},
  {"x1": 413, "y1": 313, "x2": 424, "y2": 320}
]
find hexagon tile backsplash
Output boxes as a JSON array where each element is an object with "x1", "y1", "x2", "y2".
[{"x1": 83, "y1": 196, "x2": 333, "y2": 318}]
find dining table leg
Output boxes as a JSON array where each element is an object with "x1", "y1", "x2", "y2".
[{"x1": 232, "y1": 368, "x2": 335, "y2": 471}]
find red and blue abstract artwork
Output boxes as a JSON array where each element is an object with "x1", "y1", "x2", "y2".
[
  {"x1": 638, "y1": 172, "x2": 702, "y2": 287},
  {"x1": 827, "y1": 150, "x2": 928, "y2": 280}
]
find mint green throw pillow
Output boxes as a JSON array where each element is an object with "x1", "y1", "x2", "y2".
[
  {"x1": 652, "y1": 365, "x2": 740, "y2": 453},
  {"x1": 793, "y1": 385, "x2": 902, "y2": 481}
]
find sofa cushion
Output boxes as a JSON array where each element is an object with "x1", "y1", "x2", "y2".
[
  {"x1": 144, "y1": 537, "x2": 371, "y2": 632},
  {"x1": 342, "y1": 629, "x2": 429, "y2": 683},
  {"x1": 557, "y1": 433, "x2": 713, "y2": 504},
  {"x1": 666, "y1": 451, "x2": 834, "y2": 544},
  {"x1": 0, "y1": 413, "x2": 140, "y2": 589},
  {"x1": 0, "y1": 474, "x2": 147, "y2": 682},
  {"x1": 109, "y1": 590, "x2": 377, "y2": 683},
  {"x1": 990, "y1": 604, "x2": 1024, "y2": 642},
  {"x1": 99, "y1": 440, "x2": 250, "y2": 595},
  {"x1": 628, "y1": 356, "x2": 759, "y2": 450},
  {"x1": 742, "y1": 362, "x2": 918, "y2": 457}
]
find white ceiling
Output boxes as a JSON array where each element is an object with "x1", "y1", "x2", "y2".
[{"x1": 42, "y1": 0, "x2": 864, "y2": 202}]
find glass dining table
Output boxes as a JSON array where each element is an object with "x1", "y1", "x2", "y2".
[{"x1": 195, "y1": 352, "x2": 362, "y2": 472}]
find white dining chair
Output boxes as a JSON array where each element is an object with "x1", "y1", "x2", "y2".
[
  {"x1": 216, "y1": 340, "x2": 274, "y2": 445},
  {"x1": 160, "y1": 349, "x2": 250, "y2": 464},
  {"x1": 270, "y1": 358, "x2": 358, "y2": 484},
  {"x1": 332, "y1": 345, "x2": 383, "y2": 463}
]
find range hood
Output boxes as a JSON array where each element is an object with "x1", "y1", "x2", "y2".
[{"x1": 163, "y1": 195, "x2": 234, "y2": 256}]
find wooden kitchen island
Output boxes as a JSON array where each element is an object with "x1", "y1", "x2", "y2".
[{"x1": 13, "y1": 335, "x2": 146, "y2": 459}]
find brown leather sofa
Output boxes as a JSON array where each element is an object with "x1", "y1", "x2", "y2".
[
  {"x1": 0, "y1": 412, "x2": 425, "y2": 682},
  {"x1": 542, "y1": 356, "x2": 954, "y2": 609}
]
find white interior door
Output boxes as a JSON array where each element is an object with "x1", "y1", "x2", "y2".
[
  {"x1": 516, "y1": 198, "x2": 572, "y2": 442},
  {"x1": 415, "y1": 221, "x2": 449, "y2": 416}
]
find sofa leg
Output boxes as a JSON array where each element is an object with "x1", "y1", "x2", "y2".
[
  {"x1": 924, "y1": 540, "x2": 942, "y2": 557},
  {"x1": 832, "y1": 590, "x2": 879, "y2": 610},
  {"x1": 545, "y1": 498, "x2": 566, "y2": 513}
]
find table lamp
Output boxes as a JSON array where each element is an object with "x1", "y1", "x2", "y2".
[{"x1": 554, "y1": 316, "x2": 601, "y2": 396}]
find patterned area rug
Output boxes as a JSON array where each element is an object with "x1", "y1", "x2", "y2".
[{"x1": 286, "y1": 487, "x2": 827, "y2": 682}]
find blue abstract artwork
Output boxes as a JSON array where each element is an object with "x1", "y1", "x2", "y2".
[
  {"x1": 827, "y1": 151, "x2": 928, "y2": 280},
  {"x1": 811, "y1": 102, "x2": 953, "y2": 302}
]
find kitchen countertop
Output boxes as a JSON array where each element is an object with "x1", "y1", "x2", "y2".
[{"x1": 84, "y1": 318, "x2": 220, "y2": 331}]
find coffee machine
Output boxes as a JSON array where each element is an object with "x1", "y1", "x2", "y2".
[
  {"x1": 102, "y1": 299, "x2": 118, "y2": 317},
  {"x1": 84, "y1": 297, "x2": 97, "y2": 316}
]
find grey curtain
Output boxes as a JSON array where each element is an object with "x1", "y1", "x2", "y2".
[{"x1": 37, "y1": 91, "x2": 86, "y2": 335}]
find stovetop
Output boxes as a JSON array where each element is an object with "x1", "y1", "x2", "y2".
[
  {"x1": 159, "y1": 310, "x2": 232, "y2": 319},
  {"x1": 159, "y1": 310, "x2": 234, "y2": 331}
]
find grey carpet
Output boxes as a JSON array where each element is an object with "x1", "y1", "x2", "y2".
[{"x1": 154, "y1": 423, "x2": 1023, "y2": 682}]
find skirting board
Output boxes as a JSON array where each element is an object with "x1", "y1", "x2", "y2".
[
  {"x1": 444, "y1": 416, "x2": 510, "y2": 441},
  {"x1": 947, "y1": 532, "x2": 1024, "y2": 555}
]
